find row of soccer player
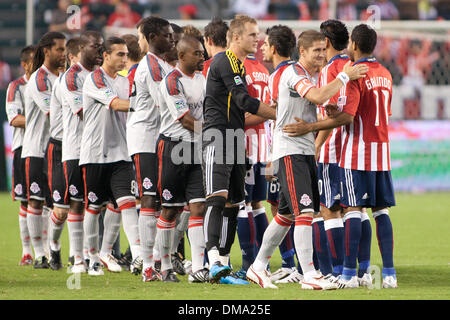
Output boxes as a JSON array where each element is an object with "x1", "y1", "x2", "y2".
[{"x1": 6, "y1": 15, "x2": 396, "y2": 289}]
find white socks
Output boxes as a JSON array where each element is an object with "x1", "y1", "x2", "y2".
[
  {"x1": 48, "y1": 210, "x2": 66, "y2": 251},
  {"x1": 294, "y1": 215, "x2": 316, "y2": 278},
  {"x1": 84, "y1": 207, "x2": 101, "y2": 261},
  {"x1": 117, "y1": 197, "x2": 140, "y2": 260},
  {"x1": 67, "y1": 210, "x2": 84, "y2": 264},
  {"x1": 100, "y1": 205, "x2": 121, "y2": 257},
  {"x1": 188, "y1": 217, "x2": 205, "y2": 272},
  {"x1": 156, "y1": 216, "x2": 176, "y2": 272},
  {"x1": 139, "y1": 208, "x2": 158, "y2": 270},
  {"x1": 253, "y1": 214, "x2": 292, "y2": 272},
  {"x1": 19, "y1": 205, "x2": 32, "y2": 256},
  {"x1": 27, "y1": 206, "x2": 45, "y2": 259}
]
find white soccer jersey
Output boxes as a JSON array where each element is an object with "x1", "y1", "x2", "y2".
[
  {"x1": 159, "y1": 67, "x2": 205, "y2": 143},
  {"x1": 5, "y1": 75, "x2": 28, "y2": 151},
  {"x1": 79, "y1": 67, "x2": 131, "y2": 165},
  {"x1": 126, "y1": 51, "x2": 173, "y2": 155},
  {"x1": 22, "y1": 65, "x2": 58, "y2": 158},
  {"x1": 49, "y1": 74, "x2": 64, "y2": 141},
  {"x1": 270, "y1": 61, "x2": 317, "y2": 161},
  {"x1": 61, "y1": 62, "x2": 91, "y2": 162}
]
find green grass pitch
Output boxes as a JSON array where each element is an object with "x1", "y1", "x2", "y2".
[{"x1": 0, "y1": 192, "x2": 449, "y2": 300}]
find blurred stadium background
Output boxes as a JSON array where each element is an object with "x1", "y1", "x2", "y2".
[{"x1": 0, "y1": 0, "x2": 449, "y2": 193}]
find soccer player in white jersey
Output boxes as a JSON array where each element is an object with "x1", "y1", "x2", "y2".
[
  {"x1": 21, "y1": 32, "x2": 66, "y2": 269},
  {"x1": 127, "y1": 17, "x2": 174, "y2": 281},
  {"x1": 283, "y1": 24, "x2": 397, "y2": 289},
  {"x1": 61, "y1": 31, "x2": 104, "y2": 273},
  {"x1": 80, "y1": 37, "x2": 140, "y2": 276},
  {"x1": 247, "y1": 29, "x2": 368, "y2": 289},
  {"x1": 46, "y1": 38, "x2": 82, "y2": 271},
  {"x1": 5, "y1": 45, "x2": 35, "y2": 266},
  {"x1": 156, "y1": 35, "x2": 208, "y2": 282}
]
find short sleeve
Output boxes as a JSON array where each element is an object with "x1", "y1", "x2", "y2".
[
  {"x1": 341, "y1": 79, "x2": 360, "y2": 116},
  {"x1": 5, "y1": 83, "x2": 23, "y2": 124},
  {"x1": 161, "y1": 81, "x2": 190, "y2": 121},
  {"x1": 31, "y1": 84, "x2": 52, "y2": 115},
  {"x1": 86, "y1": 72, "x2": 118, "y2": 109},
  {"x1": 286, "y1": 65, "x2": 315, "y2": 98}
]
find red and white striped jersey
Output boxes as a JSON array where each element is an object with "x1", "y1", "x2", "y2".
[
  {"x1": 318, "y1": 53, "x2": 350, "y2": 164},
  {"x1": 244, "y1": 55, "x2": 270, "y2": 163},
  {"x1": 340, "y1": 57, "x2": 393, "y2": 171}
]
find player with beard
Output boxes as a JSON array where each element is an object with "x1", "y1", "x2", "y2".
[
  {"x1": 22, "y1": 32, "x2": 66, "y2": 269},
  {"x1": 5, "y1": 45, "x2": 35, "y2": 266},
  {"x1": 61, "y1": 31, "x2": 104, "y2": 273},
  {"x1": 127, "y1": 16, "x2": 175, "y2": 281}
]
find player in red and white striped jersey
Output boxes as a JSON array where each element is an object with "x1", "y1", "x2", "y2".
[{"x1": 282, "y1": 24, "x2": 396, "y2": 289}]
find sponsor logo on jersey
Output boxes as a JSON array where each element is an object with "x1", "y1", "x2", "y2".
[
  {"x1": 30, "y1": 182, "x2": 40, "y2": 194},
  {"x1": 88, "y1": 191, "x2": 98, "y2": 203},
  {"x1": 73, "y1": 96, "x2": 82, "y2": 105},
  {"x1": 300, "y1": 194, "x2": 312, "y2": 206},
  {"x1": 162, "y1": 189, "x2": 173, "y2": 201},
  {"x1": 234, "y1": 76, "x2": 243, "y2": 86},
  {"x1": 15, "y1": 184, "x2": 23, "y2": 195},
  {"x1": 53, "y1": 190, "x2": 61, "y2": 202},
  {"x1": 175, "y1": 100, "x2": 186, "y2": 111},
  {"x1": 105, "y1": 88, "x2": 113, "y2": 97},
  {"x1": 143, "y1": 177, "x2": 153, "y2": 190},
  {"x1": 69, "y1": 185, "x2": 78, "y2": 196},
  {"x1": 43, "y1": 97, "x2": 50, "y2": 106}
]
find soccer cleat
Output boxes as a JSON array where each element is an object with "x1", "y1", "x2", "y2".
[
  {"x1": 247, "y1": 265, "x2": 278, "y2": 289},
  {"x1": 220, "y1": 274, "x2": 250, "y2": 285},
  {"x1": 183, "y1": 259, "x2": 192, "y2": 275},
  {"x1": 99, "y1": 253, "x2": 122, "y2": 273},
  {"x1": 33, "y1": 256, "x2": 50, "y2": 269},
  {"x1": 161, "y1": 269, "x2": 180, "y2": 282},
  {"x1": 301, "y1": 274, "x2": 339, "y2": 290},
  {"x1": 117, "y1": 253, "x2": 132, "y2": 271},
  {"x1": 88, "y1": 262, "x2": 104, "y2": 276},
  {"x1": 275, "y1": 270, "x2": 304, "y2": 284},
  {"x1": 323, "y1": 273, "x2": 340, "y2": 284},
  {"x1": 171, "y1": 254, "x2": 186, "y2": 275},
  {"x1": 234, "y1": 269, "x2": 247, "y2": 280},
  {"x1": 337, "y1": 276, "x2": 359, "y2": 289},
  {"x1": 49, "y1": 250, "x2": 63, "y2": 271},
  {"x1": 208, "y1": 262, "x2": 231, "y2": 284},
  {"x1": 142, "y1": 267, "x2": 162, "y2": 282},
  {"x1": 358, "y1": 273, "x2": 374, "y2": 288},
  {"x1": 188, "y1": 268, "x2": 209, "y2": 283},
  {"x1": 71, "y1": 262, "x2": 87, "y2": 274},
  {"x1": 19, "y1": 254, "x2": 33, "y2": 266},
  {"x1": 130, "y1": 256, "x2": 143, "y2": 275},
  {"x1": 382, "y1": 276, "x2": 398, "y2": 289},
  {"x1": 270, "y1": 267, "x2": 296, "y2": 282}
]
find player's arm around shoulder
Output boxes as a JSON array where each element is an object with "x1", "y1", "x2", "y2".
[{"x1": 304, "y1": 61, "x2": 368, "y2": 105}]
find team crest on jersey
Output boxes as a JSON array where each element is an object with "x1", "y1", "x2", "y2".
[
  {"x1": 30, "y1": 182, "x2": 40, "y2": 194},
  {"x1": 15, "y1": 184, "x2": 23, "y2": 195},
  {"x1": 234, "y1": 76, "x2": 243, "y2": 86},
  {"x1": 88, "y1": 191, "x2": 98, "y2": 203},
  {"x1": 53, "y1": 190, "x2": 61, "y2": 202},
  {"x1": 69, "y1": 185, "x2": 78, "y2": 196},
  {"x1": 162, "y1": 189, "x2": 173, "y2": 201},
  {"x1": 143, "y1": 177, "x2": 153, "y2": 190},
  {"x1": 300, "y1": 194, "x2": 312, "y2": 206}
]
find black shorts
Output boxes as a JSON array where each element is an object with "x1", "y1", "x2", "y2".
[
  {"x1": 277, "y1": 154, "x2": 320, "y2": 215},
  {"x1": 12, "y1": 147, "x2": 27, "y2": 202},
  {"x1": 82, "y1": 161, "x2": 135, "y2": 209},
  {"x1": 132, "y1": 152, "x2": 158, "y2": 197},
  {"x1": 63, "y1": 159, "x2": 84, "y2": 203},
  {"x1": 156, "y1": 135, "x2": 205, "y2": 207},
  {"x1": 24, "y1": 156, "x2": 51, "y2": 205},
  {"x1": 46, "y1": 138, "x2": 68, "y2": 208},
  {"x1": 202, "y1": 139, "x2": 246, "y2": 204}
]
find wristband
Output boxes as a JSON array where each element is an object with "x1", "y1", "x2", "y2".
[{"x1": 337, "y1": 72, "x2": 350, "y2": 86}]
